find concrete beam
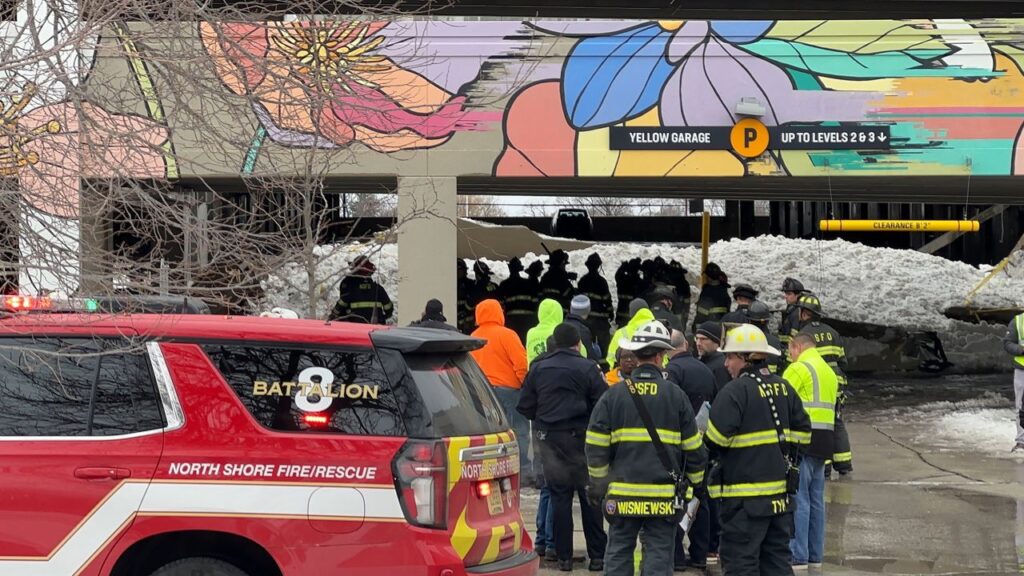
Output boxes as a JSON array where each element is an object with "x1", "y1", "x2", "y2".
[
  {"x1": 397, "y1": 176, "x2": 457, "y2": 326},
  {"x1": 918, "y1": 204, "x2": 1007, "y2": 254}
]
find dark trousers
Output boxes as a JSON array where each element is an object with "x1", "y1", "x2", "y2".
[
  {"x1": 606, "y1": 515, "x2": 676, "y2": 576},
  {"x1": 505, "y1": 313, "x2": 534, "y2": 344},
  {"x1": 719, "y1": 499, "x2": 794, "y2": 576},
  {"x1": 832, "y1": 415, "x2": 853, "y2": 473},
  {"x1": 538, "y1": 429, "x2": 607, "y2": 562},
  {"x1": 676, "y1": 496, "x2": 710, "y2": 566}
]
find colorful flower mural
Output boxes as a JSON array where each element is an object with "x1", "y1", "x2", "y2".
[
  {"x1": 496, "y1": 18, "x2": 1024, "y2": 177},
  {"x1": 0, "y1": 86, "x2": 170, "y2": 219},
  {"x1": 200, "y1": 20, "x2": 517, "y2": 161}
]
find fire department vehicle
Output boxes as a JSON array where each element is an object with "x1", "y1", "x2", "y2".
[{"x1": 0, "y1": 297, "x2": 537, "y2": 576}]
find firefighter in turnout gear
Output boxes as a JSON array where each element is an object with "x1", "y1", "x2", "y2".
[
  {"x1": 586, "y1": 322, "x2": 707, "y2": 576},
  {"x1": 706, "y1": 323, "x2": 812, "y2": 576},
  {"x1": 499, "y1": 257, "x2": 539, "y2": 343},
  {"x1": 796, "y1": 294, "x2": 853, "y2": 476},
  {"x1": 469, "y1": 261, "x2": 499, "y2": 312},
  {"x1": 578, "y1": 253, "x2": 614, "y2": 358},
  {"x1": 541, "y1": 249, "x2": 577, "y2": 312},
  {"x1": 779, "y1": 278, "x2": 808, "y2": 362},
  {"x1": 693, "y1": 262, "x2": 731, "y2": 330},
  {"x1": 456, "y1": 259, "x2": 475, "y2": 333},
  {"x1": 329, "y1": 256, "x2": 393, "y2": 324},
  {"x1": 747, "y1": 300, "x2": 784, "y2": 375}
]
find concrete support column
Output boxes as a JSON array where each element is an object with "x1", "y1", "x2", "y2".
[{"x1": 397, "y1": 176, "x2": 457, "y2": 326}]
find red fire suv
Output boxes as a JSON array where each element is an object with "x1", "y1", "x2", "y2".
[{"x1": 0, "y1": 308, "x2": 537, "y2": 576}]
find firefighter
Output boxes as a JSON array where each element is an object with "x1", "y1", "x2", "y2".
[
  {"x1": 721, "y1": 283, "x2": 759, "y2": 324},
  {"x1": 692, "y1": 262, "x2": 731, "y2": 330},
  {"x1": 469, "y1": 261, "x2": 499, "y2": 311},
  {"x1": 667, "y1": 260, "x2": 692, "y2": 330},
  {"x1": 615, "y1": 258, "x2": 642, "y2": 327},
  {"x1": 706, "y1": 323, "x2": 812, "y2": 576},
  {"x1": 329, "y1": 255, "x2": 393, "y2": 324},
  {"x1": 578, "y1": 253, "x2": 614, "y2": 358},
  {"x1": 499, "y1": 257, "x2": 538, "y2": 343},
  {"x1": 747, "y1": 300, "x2": 784, "y2": 375},
  {"x1": 456, "y1": 259, "x2": 475, "y2": 333},
  {"x1": 779, "y1": 278, "x2": 808, "y2": 361},
  {"x1": 541, "y1": 249, "x2": 576, "y2": 312},
  {"x1": 586, "y1": 321, "x2": 707, "y2": 576},
  {"x1": 795, "y1": 294, "x2": 853, "y2": 476},
  {"x1": 1004, "y1": 311, "x2": 1024, "y2": 451}
]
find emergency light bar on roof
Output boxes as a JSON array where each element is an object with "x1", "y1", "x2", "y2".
[
  {"x1": 1, "y1": 296, "x2": 99, "y2": 313},
  {"x1": 0, "y1": 295, "x2": 210, "y2": 315}
]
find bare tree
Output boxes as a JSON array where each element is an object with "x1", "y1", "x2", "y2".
[
  {"x1": 457, "y1": 195, "x2": 507, "y2": 218},
  {"x1": 1, "y1": 0, "x2": 534, "y2": 320}
]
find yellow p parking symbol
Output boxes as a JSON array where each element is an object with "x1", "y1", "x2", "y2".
[{"x1": 731, "y1": 118, "x2": 769, "y2": 158}]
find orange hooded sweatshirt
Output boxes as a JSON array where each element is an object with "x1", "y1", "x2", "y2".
[{"x1": 470, "y1": 299, "x2": 528, "y2": 389}]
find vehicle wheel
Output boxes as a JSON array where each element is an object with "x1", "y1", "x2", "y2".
[{"x1": 149, "y1": 557, "x2": 249, "y2": 576}]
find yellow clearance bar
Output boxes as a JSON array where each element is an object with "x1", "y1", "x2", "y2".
[{"x1": 819, "y1": 220, "x2": 980, "y2": 233}]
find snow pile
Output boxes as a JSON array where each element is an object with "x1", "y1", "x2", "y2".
[{"x1": 260, "y1": 236, "x2": 1022, "y2": 334}]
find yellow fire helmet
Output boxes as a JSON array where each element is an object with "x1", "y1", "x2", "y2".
[{"x1": 719, "y1": 323, "x2": 781, "y2": 356}]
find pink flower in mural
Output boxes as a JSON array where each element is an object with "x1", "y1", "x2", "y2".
[
  {"x1": 495, "y1": 82, "x2": 577, "y2": 176},
  {"x1": 0, "y1": 84, "x2": 169, "y2": 219},
  {"x1": 1016, "y1": 124, "x2": 1024, "y2": 175},
  {"x1": 201, "y1": 21, "x2": 495, "y2": 153}
]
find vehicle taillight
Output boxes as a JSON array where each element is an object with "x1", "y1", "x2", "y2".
[
  {"x1": 393, "y1": 440, "x2": 448, "y2": 529},
  {"x1": 303, "y1": 413, "x2": 329, "y2": 426},
  {"x1": 475, "y1": 481, "x2": 492, "y2": 498}
]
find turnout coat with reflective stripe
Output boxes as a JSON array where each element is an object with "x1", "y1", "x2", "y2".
[
  {"x1": 586, "y1": 364, "x2": 707, "y2": 505},
  {"x1": 705, "y1": 367, "x2": 812, "y2": 500}
]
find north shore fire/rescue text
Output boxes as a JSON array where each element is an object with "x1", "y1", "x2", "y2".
[{"x1": 168, "y1": 462, "x2": 378, "y2": 480}]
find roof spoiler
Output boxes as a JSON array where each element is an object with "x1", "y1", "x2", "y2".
[{"x1": 370, "y1": 327, "x2": 486, "y2": 354}]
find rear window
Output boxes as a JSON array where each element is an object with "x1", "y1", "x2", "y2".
[
  {"x1": 204, "y1": 345, "x2": 405, "y2": 436},
  {"x1": 403, "y1": 353, "x2": 507, "y2": 437}
]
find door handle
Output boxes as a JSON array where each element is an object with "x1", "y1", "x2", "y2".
[{"x1": 75, "y1": 467, "x2": 131, "y2": 480}]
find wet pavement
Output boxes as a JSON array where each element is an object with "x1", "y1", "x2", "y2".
[{"x1": 527, "y1": 373, "x2": 1024, "y2": 575}]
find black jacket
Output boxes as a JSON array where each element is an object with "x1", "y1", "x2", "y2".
[
  {"x1": 586, "y1": 364, "x2": 707, "y2": 507},
  {"x1": 330, "y1": 275, "x2": 393, "y2": 324},
  {"x1": 693, "y1": 282, "x2": 731, "y2": 327},
  {"x1": 666, "y1": 353, "x2": 716, "y2": 414},
  {"x1": 498, "y1": 274, "x2": 539, "y2": 318},
  {"x1": 456, "y1": 277, "x2": 475, "y2": 333},
  {"x1": 565, "y1": 314, "x2": 601, "y2": 360},
  {"x1": 540, "y1": 269, "x2": 575, "y2": 311},
  {"x1": 706, "y1": 365, "x2": 811, "y2": 504},
  {"x1": 468, "y1": 278, "x2": 499, "y2": 310},
  {"x1": 577, "y1": 271, "x2": 613, "y2": 323},
  {"x1": 518, "y1": 348, "x2": 607, "y2": 432},
  {"x1": 700, "y1": 351, "x2": 732, "y2": 397},
  {"x1": 720, "y1": 305, "x2": 750, "y2": 325},
  {"x1": 409, "y1": 317, "x2": 459, "y2": 331},
  {"x1": 652, "y1": 304, "x2": 682, "y2": 331}
]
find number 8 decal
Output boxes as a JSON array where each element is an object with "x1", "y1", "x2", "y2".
[{"x1": 295, "y1": 366, "x2": 334, "y2": 412}]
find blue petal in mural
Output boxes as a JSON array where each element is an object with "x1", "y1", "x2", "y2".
[
  {"x1": 562, "y1": 23, "x2": 676, "y2": 129},
  {"x1": 709, "y1": 20, "x2": 773, "y2": 44}
]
